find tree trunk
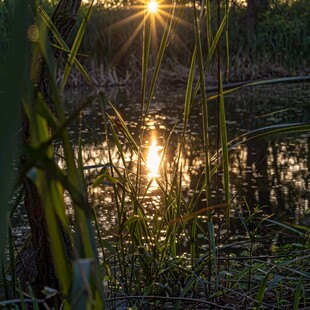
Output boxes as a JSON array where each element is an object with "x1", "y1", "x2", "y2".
[{"x1": 20, "y1": 0, "x2": 82, "y2": 304}]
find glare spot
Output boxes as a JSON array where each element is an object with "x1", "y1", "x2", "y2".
[
  {"x1": 147, "y1": 139, "x2": 161, "y2": 178},
  {"x1": 27, "y1": 25, "x2": 39, "y2": 42},
  {"x1": 147, "y1": 0, "x2": 158, "y2": 13}
]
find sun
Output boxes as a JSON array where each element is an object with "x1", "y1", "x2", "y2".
[{"x1": 147, "y1": 0, "x2": 158, "y2": 13}]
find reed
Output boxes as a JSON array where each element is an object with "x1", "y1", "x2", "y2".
[{"x1": 0, "y1": 0, "x2": 309, "y2": 309}]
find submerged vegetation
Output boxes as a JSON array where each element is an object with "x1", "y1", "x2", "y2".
[{"x1": 0, "y1": 0, "x2": 310, "y2": 309}]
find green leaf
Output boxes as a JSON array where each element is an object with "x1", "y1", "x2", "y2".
[
  {"x1": 60, "y1": 0, "x2": 95, "y2": 92},
  {"x1": 69, "y1": 259, "x2": 101, "y2": 309},
  {"x1": 0, "y1": 0, "x2": 29, "y2": 264},
  {"x1": 38, "y1": 6, "x2": 93, "y2": 87}
]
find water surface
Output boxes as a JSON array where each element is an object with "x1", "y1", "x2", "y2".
[{"x1": 58, "y1": 82, "x2": 310, "y2": 251}]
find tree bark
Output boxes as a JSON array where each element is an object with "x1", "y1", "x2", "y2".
[{"x1": 21, "y1": 0, "x2": 82, "y2": 304}]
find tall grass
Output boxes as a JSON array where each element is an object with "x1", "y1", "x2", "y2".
[
  {"x1": 0, "y1": 0, "x2": 309, "y2": 309},
  {"x1": 65, "y1": 0, "x2": 310, "y2": 84}
]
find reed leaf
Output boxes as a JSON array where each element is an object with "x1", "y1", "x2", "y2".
[
  {"x1": 254, "y1": 272, "x2": 270, "y2": 309},
  {"x1": 218, "y1": 71, "x2": 230, "y2": 219},
  {"x1": 146, "y1": 1, "x2": 177, "y2": 113},
  {"x1": 193, "y1": 3, "x2": 210, "y2": 203},
  {"x1": 193, "y1": 14, "x2": 227, "y2": 99},
  {"x1": 208, "y1": 76, "x2": 310, "y2": 102},
  {"x1": 206, "y1": 15, "x2": 227, "y2": 66},
  {"x1": 0, "y1": 0, "x2": 28, "y2": 262},
  {"x1": 108, "y1": 102, "x2": 140, "y2": 154},
  {"x1": 60, "y1": 0, "x2": 95, "y2": 92},
  {"x1": 140, "y1": 10, "x2": 152, "y2": 114},
  {"x1": 37, "y1": 6, "x2": 93, "y2": 87},
  {"x1": 293, "y1": 275, "x2": 303, "y2": 310}
]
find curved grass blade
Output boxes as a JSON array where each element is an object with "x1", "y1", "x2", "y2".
[
  {"x1": 38, "y1": 6, "x2": 93, "y2": 87},
  {"x1": 60, "y1": 0, "x2": 95, "y2": 92},
  {"x1": 207, "y1": 75, "x2": 310, "y2": 102}
]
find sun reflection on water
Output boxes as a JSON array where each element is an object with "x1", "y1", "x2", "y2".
[{"x1": 147, "y1": 139, "x2": 161, "y2": 179}]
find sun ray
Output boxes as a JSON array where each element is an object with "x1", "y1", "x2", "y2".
[
  {"x1": 150, "y1": 14, "x2": 158, "y2": 52},
  {"x1": 102, "y1": 0, "x2": 191, "y2": 68},
  {"x1": 112, "y1": 17, "x2": 146, "y2": 65},
  {"x1": 105, "y1": 10, "x2": 145, "y2": 31},
  {"x1": 157, "y1": 8, "x2": 192, "y2": 28},
  {"x1": 151, "y1": 8, "x2": 192, "y2": 55}
]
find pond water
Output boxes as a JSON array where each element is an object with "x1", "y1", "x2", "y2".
[{"x1": 54, "y1": 82, "x2": 310, "y2": 252}]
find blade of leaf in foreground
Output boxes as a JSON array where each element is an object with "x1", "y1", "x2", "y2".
[
  {"x1": 0, "y1": 0, "x2": 28, "y2": 263},
  {"x1": 37, "y1": 12, "x2": 105, "y2": 303},
  {"x1": 27, "y1": 90, "x2": 72, "y2": 294},
  {"x1": 42, "y1": 180, "x2": 72, "y2": 294}
]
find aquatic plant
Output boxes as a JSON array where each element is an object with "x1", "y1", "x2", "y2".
[{"x1": 0, "y1": 0, "x2": 309, "y2": 309}]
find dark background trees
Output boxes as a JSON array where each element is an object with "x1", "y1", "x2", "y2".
[{"x1": 246, "y1": 0, "x2": 269, "y2": 42}]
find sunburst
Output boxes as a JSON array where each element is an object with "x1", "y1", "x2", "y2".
[
  {"x1": 147, "y1": 0, "x2": 158, "y2": 13},
  {"x1": 102, "y1": 0, "x2": 191, "y2": 66}
]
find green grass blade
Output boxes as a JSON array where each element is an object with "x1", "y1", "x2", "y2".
[
  {"x1": 193, "y1": 14, "x2": 227, "y2": 99},
  {"x1": 293, "y1": 275, "x2": 303, "y2": 310},
  {"x1": 0, "y1": 0, "x2": 28, "y2": 264},
  {"x1": 60, "y1": 0, "x2": 95, "y2": 92},
  {"x1": 207, "y1": 76, "x2": 310, "y2": 102},
  {"x1": 227, "y1": 123, "x2": 310, "y2": 154},
  {"x1": 206, "y1": 15, "x2": 227, "y2": 66},
  {"x1": 146, "y1": 2, "x2": 176, "y2": 113},
  {"x1": 193, "y1": 4, "x2": 211, "y2": 203},
  {"x1": 38, "y1": 6, "x2": 93, "y2": 87},
  {"x1": 206, "y1": 0, "x2": 212, "y2": 49},
  {"x1": 108, "y1": 102, "x2": 140, "y2": 155},
  {"x1": 184, "y1": 50, "x2": 196, "y2": 126},
  {"x1": 140, "y1": 10, "x2": 152, "y2": 114},
  {"x1": 255, "y1": 272, "x2": 269, "y2": 309},
  {"x1": 218, "y1": 72, "x2": 230, "y2": 220}
]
